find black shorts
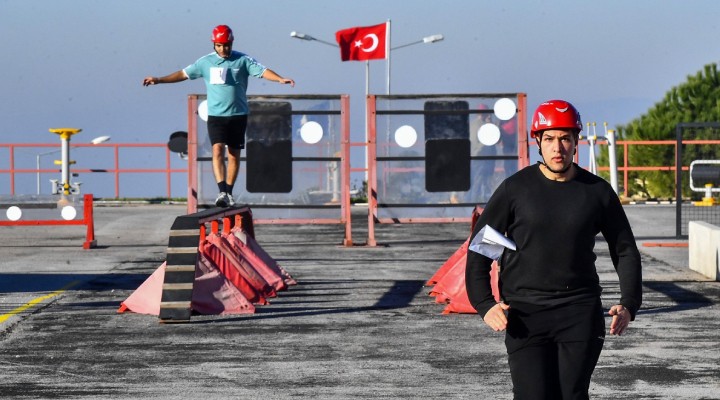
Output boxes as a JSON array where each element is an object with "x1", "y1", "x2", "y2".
[{"x1": 207, "y1": 115, "x2": 248, "y2": 149}]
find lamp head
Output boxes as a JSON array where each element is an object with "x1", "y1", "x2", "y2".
[
  {"x1": 423, "y1": 34, "x2": 444, "y2": 44},
  {"x1": 91, "y1": 136, "x2": 111, "y2": 145},
  {"x1": 290, "y1": 31, "x2": 315, "y2": 41}
]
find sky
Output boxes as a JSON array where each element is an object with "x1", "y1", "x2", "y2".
[{"x1": 1, "y1": 0, "x2": 719, "y2": 197}]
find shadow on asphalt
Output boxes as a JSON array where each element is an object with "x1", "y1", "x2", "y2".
[
  {"x1": 0, "y1": 273, "x2": 148, "y2": 293},
  {"x1": 171, "y1": 279, "x2": 429, "y2": 325},
  {"x1": 638, "y1": 281, "x2": 715, "y2": 315}
]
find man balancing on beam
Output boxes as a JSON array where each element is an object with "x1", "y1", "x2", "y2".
[{"x1": 143, "y1": 24, "x2": 295, "y2": 207}]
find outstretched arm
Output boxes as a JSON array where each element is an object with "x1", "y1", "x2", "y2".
[
  {"x1": 261, "y1": 69, "x2": 295, "y2": 87},
  {"x1": 143, "y1": 70, "x2": 188, "y2": 86}
]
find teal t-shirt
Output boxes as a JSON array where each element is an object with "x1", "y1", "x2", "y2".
[{"x1": 183, "y1": 51, "x2": 267, "y2": 116}]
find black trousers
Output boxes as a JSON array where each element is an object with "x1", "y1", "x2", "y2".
[{"x1": 505, "y1": 299, "x2": 605, "y2": 400}]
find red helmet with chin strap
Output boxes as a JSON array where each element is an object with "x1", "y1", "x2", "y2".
[
  {"x1": 530, "y1": 99, "x2": 582, "y2": 138},
  {"x1": 212, "y1": 25, "x2": 234, "y2": 44}
]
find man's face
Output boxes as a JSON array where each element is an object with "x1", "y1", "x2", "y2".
[
  {"x1": 538, "y1": 129, "x2": 576, "y2": 172},
  {"x1": 214, "y1": 42, "x2": 233, "y2": 58}
]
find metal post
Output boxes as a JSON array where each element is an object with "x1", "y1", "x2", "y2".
[
  {"x1": 588, "y1": 135, "x2": 597, "y2": 175},
  {"x1": 365, "y1": 61, "x2": 370, "y2": 181},
  {"x1": 386, "y1": 19, "x2": 391, "y2": 95},
  {"x1": 36, "y1": 154, "x2": 41, "y2": 195},
  {"x1": 675, "y1": 123, "x2": 683, "y2": 238},
  {"x1": 49, "y1": 128, "x2": 82, "y2": 195},
  {"x1": 60, "y1": 135, "x2": 70, "y2": 192},
  {"x1": 607, "y1": 129, "x2": 619, "y2": 194}
]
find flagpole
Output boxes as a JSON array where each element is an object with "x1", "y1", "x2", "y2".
[
  {"x1": 365, "y1": 60, "x2": 369, "y2": 181},
  {"x1": 384, "y1": 19, "x2": 391, "y2": 159},
  {"x1": 386, "y1": 19, "x2": 391, "y2": 95},
  {"x1": 365, "y1": 61, "x2": 369, "y2": 95}
]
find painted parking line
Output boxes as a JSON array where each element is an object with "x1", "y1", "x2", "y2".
[{"x1": 0, "y1": 281, "x2": 80, "y2": 323}]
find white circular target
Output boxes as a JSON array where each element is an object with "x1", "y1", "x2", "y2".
[
  {"x1": 477, "y1": 123, "x2": 501, "y2": 146},
  {"x1": 6, "y1": 206, "x2": 22, "y2": 221},
  {"x1": 300, "y1": 121, "x2": 324, "y2": 144},
  {"x1": 61, "y1": 205, "x2": 77, "y2": 221},
  {"x1": 394, "y1": 125, "x2": 418, "y2": 148},
  {"x1": 494, "y1": 98, "x2": 517, "y2": 121},
  {"x1": 198, "y1": 100, "x2": 209, "y2": 122}
]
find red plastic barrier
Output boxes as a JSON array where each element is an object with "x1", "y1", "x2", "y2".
[
  {"x1": 427, "y1": 238, "x2": 500, "y2": 314},
  {"x1": 426, "y1": 238, "x2": 469, "y2": 287},
  {"x1": 201, "y1": 239, "x2": 267, "y2": 305},
  {"x1": 120, "y1": 206, "x2": 295, "y2": 318},
  {"x1": 232, "y1": 227, "x2": 297, "y2": 286},
  {"x1": 206, "y1": 232, "x2": 277, "y2": 299},
  {"x1": 224, "y1": 229, "x2": 287, "y2": 292},
  {"x1": 194, "y1": 253, "x2": 255, "y2": 314},
  {"x1": 118, "y1": 258, "x2": 255, "y2": 316}
]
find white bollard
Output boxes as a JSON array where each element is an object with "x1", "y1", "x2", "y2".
[{"x1": 607, "y1": 129, "x2": 619, "y2": 195}]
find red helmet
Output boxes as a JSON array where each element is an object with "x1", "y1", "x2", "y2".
[
  {"x1": 211, "y1": 25, "x2": 234, "y2": 44},
  {"x1": 530, "y1": 99, "x2": 582, "y2": 138}
]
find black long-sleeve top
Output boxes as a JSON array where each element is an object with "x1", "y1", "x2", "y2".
[{"x1": 466, "y1": 163, "x2": 642, "y2": 319}]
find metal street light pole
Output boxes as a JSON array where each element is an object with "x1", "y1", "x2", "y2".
[
  {"x1": 291, "y1": 29, "x2": 444, "y2": 94},
  {"x1": 36, "y1": 148, "x2": 60, "y2": 195},
  {"x1": 290, "y1": 28, "x2": 444, "y2": 181},
  {"x1": 291, "y1": 31, "x2": 372, "y2": 94},
  {"x1": 290, "y1": 30, "x2": 378, "y2": 180}
]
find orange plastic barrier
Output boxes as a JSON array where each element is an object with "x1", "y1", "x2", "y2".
[
  {"x1": 206, "y1": 232, "x2": 276, "y2": 298},
  {"x1": 224, "y1": 228, "x2": 288, "y2": 292},
  {"x1": 427, "y1": 239, "x2": 499, "y2": 314},
  {"x1": 200, "y1": 239, "x2": 267, "y2": 305},
  {"x1": 117, "y1": 258, "x2": 256, "y2": 316},
  {"x1": 427, "y1": 205, "x2": 499, "y2": 314},
  {"x1": 232, "y1": 227, "x2": 297, "y2": 286},
  {"x1": 119, "y1": 208, "x2": 293, "y2": 318}
]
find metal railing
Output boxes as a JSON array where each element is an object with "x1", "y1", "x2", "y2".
[
  {"x1": 2, "y1": 139, "x2": 719, "y2": 200},
  {"x1": 595, "y1": 139, "x2": 720, "y2": 198},
  {"x1": 0, "y1": 143, "x2": 187, "y2": 198}
]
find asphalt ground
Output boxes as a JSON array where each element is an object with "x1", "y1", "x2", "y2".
[{"x1": 0, "y1": 203, "x2": 718, "y2": 399}]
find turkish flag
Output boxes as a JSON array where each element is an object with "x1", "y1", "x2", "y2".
[{"x1": 335, "y1": 22, "x2": 387, "y2": 61}]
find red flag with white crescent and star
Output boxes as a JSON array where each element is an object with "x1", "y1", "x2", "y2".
[{"x1": 335, "y1": 22, "x2": 387, "y2": 61}]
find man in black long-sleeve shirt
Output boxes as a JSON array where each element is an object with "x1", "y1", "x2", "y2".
[{"x1": 466, "y1": 99, "x2": 642, "y2": 400}]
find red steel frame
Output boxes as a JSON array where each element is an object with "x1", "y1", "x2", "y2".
[
  {"x1": 0, "y1": 193, "x2": 96, "y2": 249},
  {"x1": 366, "y1": 93, "x2": 528, "y2": 246},
  {"x1": 186, "y1": 94, "x2": 353, "y2": 246}
]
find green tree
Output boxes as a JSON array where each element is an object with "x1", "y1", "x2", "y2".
[{"x1": 597, "y1": 63, "x2": 720, "y2": 199}]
